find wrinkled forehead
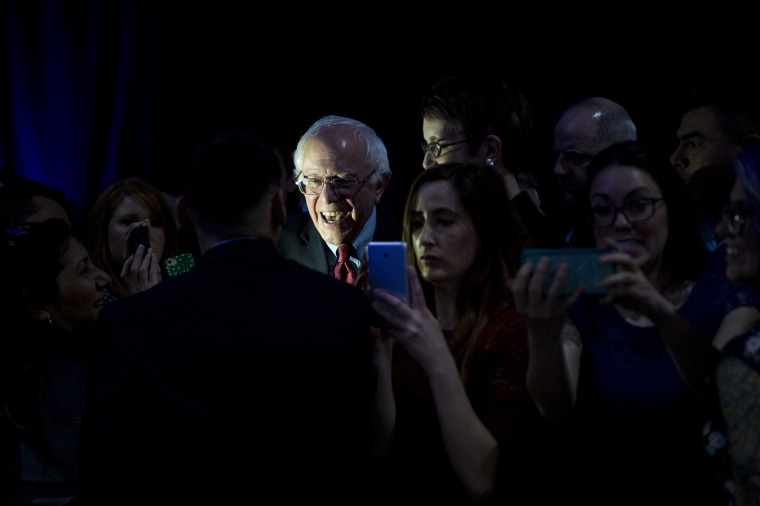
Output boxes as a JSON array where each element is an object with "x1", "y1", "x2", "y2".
[
  {"x1": 676, "y1": 106, "x2": 737, "y2": 144},
  {"x1": 302, "y1": 132, "x2": 368, "y2": 177},
  {"x1": 422, "y1": 116, "x2": 463, "y2": 140},
  {"x1": 554, "y1": 112, "x2": 602, "y2": 152}
]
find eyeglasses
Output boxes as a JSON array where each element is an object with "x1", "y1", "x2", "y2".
[
  {"x1": 588, "y1": 198, "x2": 665, "y2": 228},
  {"x1": 420, "y1": 138, "x2": 469, "y2": 158},
  {"x1": 723, "y1": 204, "x2": 752, "y2": 236},
  {"x1": 296, "y1": 170, "x2": 376, "y2": 198}
]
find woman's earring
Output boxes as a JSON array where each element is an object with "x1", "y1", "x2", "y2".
[{"x1": 485, "y1": 158, "x2": 494, "y2": 168}]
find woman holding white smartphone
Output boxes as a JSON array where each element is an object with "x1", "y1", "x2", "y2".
[
  {"x1": 510, "y1": 141, "x2": 760, "y2": 506},
  {"x1": 369, "y1": 163, "x2": 568, "y2": 505}
]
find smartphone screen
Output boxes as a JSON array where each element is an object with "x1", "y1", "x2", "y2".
[
  {"x1": 367, "y1": 242, "x2": 409, "y2": 303},
  {"x1": 127, "y1": 226, "x2": 151, "y2": 256},
  {"x1": 519, "y1": 247, "x2": 615, "y2": 296}
]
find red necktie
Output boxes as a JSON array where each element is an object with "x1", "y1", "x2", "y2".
[{"x1": 334, "y1": 244, "x2": 357, "y2": 284}]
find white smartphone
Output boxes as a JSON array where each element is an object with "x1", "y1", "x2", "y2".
[
  {"x1": 519, "y1": 247, "x2": 615, "y2": 297},
  {"x1": 367, "y1": 241, "x2": 410, "y2": 303}
]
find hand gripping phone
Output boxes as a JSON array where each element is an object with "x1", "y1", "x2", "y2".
[
  {"x1": 519, "y1": 247, "x2": 615, "y2": 297},
  {"x1": 127, "y1": 226, "x2": 151, "y2": 256}
]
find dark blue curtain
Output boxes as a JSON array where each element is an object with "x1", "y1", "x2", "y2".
[{"x1": 0, "y1": 0, "x2": 154, "y2": 214}]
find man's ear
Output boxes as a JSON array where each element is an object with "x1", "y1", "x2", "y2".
[
  {"x1": 176, "y1": 196, "x2": 195, "y2": 231},
  {"x1": 480, "y1": 134, "x2": 502, "y2": 165},
  {"x1": 373, "y1": 172, "x2": 391, "y2": 204}
]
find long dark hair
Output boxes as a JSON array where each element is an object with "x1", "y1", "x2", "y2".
[
  {"x1": 402, "y1": 163, "x2": 532, "y2": 385},
  {"x1": 576, "y1": 140, "x2": 707, "y2": 283}
]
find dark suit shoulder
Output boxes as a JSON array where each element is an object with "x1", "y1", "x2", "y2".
[
  {"x1": 277, "y1": 212, "x2": 331, "y2": 273},
  {"x1": 511, "y1": 192, "x2": 568, "y2": 248},
  {"x1": 279, "y1": 212, "x2": 313, "y2": 246}
]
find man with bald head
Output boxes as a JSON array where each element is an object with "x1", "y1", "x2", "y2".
[
  {"x1": 277, "y1": 115, "x2": 400, "y2": 279},
  {"x1": 551, "y1": 97, "x2": 637, "y2": 244}
]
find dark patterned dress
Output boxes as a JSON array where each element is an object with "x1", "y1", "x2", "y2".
[
  {"x1": 705, "y1": 326, "x2": 760, "y2": 506},
  {"x1": 376, "y1": 306, "x2": 570, "y2": 505},
  {"x1": 567, "y1": 270, "x2": 760, "y2": 505}
]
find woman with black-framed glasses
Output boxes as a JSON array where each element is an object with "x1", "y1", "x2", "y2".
[{"x1": 511, "y1": 140, "x2": 760, "y2": 505}]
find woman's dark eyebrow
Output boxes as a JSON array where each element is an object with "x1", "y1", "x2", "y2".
[{"x1": 590, "y1": 187, "x2": 654, "y2": 201}]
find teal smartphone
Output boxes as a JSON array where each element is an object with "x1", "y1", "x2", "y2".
[
  {"x1": 163, "y1": 252, "x2": 196, "y2": 277},
  {"x1": 519, "y1": 247, "x2": 615, "y2": 296}
]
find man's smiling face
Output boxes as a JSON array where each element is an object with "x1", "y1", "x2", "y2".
[{"x1": 300, "y1": 128, "x2": 379, "y2": 245}]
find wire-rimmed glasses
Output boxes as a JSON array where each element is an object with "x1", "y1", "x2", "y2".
[
  {"x1": 420, "y1": 139, "x2": 469, "y2": 158},
  {"x1": 296, "y1": 170, "x2": 376, "y2": 198}
]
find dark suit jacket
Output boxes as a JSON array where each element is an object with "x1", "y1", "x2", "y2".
[
  {"x1": 277, "y1": 204, "x2": 402, "y2": 274},
  {"x1": 511, "y1": 191, "x2": 568, "y2": 249},
  {"x1": 76, "y1": 239, "x2": 375, "y2": 505}
]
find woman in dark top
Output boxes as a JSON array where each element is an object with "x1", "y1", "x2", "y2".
[
  {"x1": 370, "y1": 163, "x2": 567, "y2": 505},
  {"x1": 511, "y1": 141, "x2": 760, "y2": 505},
  {"x1": 0, "y1": 216, "x2": 111, "y2": 505}
]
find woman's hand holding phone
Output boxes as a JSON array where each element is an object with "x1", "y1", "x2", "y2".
[
  {"x1": 371, "y1": 265, "x2": 450, "y2": 372},
  {"x1": 595, "y1": 237, "x2": 677, "y2": 320},
  {"x1": 121, "y1": 221, "x2": 162, "y2": 295},
  {"x1": 509, "y1": 251, "x2": 593, "y2": 352}
]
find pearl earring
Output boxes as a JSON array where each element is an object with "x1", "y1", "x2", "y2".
[{"x1": 485, "y1": 158, "x2": 494, "y2": 168}]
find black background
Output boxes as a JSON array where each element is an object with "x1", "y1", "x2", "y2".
[
  {"x1": 153, "y1": 8, "x2": 753, "y2": 219},
  {"x1": 2, "y1": 3, "x2": 745, "y2": 220}
]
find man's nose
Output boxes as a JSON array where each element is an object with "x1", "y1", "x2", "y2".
[
  {"x1": 554, "y1": 156, "x2": 569, "y2": 176},
  {"x1": 422, "y1": 152, "x2": 436, "y2": 170},
  {"x1": 670, "y1": 145, "x2": 687, "y2": 171}
]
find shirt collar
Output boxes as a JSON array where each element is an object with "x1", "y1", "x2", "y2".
[{"x1": 326, "y1": 206, "x2": 376, "y2": 267}]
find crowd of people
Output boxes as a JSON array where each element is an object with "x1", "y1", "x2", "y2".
[{"x1": 1, "y1": 70, "x2": 759, "y2": 506}]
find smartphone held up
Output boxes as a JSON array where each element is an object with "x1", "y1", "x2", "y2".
[
  {"x1": 367, "y1": 241, "x2": 410, "y2": 328},
  {"x1": 519, "y1": 247, "x2": 615, "y2": 297},
  {"x1": 367, "y1": 242, "x2": 410, "y2": 303},
  {"x1": 127, "y1": 226, "x2": 151, "y2": 256}
]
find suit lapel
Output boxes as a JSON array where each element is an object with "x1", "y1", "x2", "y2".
[{"x1": 299, "y1": 220, "x2": 331, "y2": 272}]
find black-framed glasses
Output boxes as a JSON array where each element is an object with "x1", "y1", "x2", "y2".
[
  {"x1": 723, "y1": 204, "x2": 752, "y2": 236},
  {"x1": 421, "y1": 138, "x2": 469, "y2": 158},
  {"x1": 588, "y1": 198, "x2": 665, "y2": 228},
  {"x1": 296, "y1": 170, "x2": 376, "y2": 198}
]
